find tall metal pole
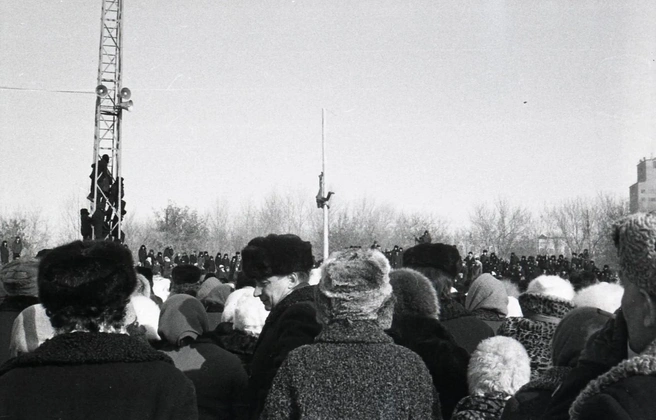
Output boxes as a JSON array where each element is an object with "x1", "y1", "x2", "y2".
[{"x1": 322, "y1": 108, "x2": 329, "y2": 261}]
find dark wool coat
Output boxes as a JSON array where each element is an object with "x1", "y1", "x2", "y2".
[
  {"x1": 160, "y1": 338, "x2": 248, "y2": 420},
  {"x1": 211, "y1": 322, "x2": 259, "y2": 375},
  {"x1": 0, "y1": 295, "x2": 39, "y2": 366},
  {"x1": 567, "y1": 337, "x2": 656, "y2": 420},
  {"x1": 540, "y1": 310, "x2": 627, "y2": 420},
  {"x1": 0, "y1": 332, "x2": 198, "y2": 420},
  {"x1": 452, "y1": 392, "x2": 511, "y2": 420},
  {"x1": 439, "y1": 299, "x2": 495, "y2": 355},
  {"x1": 261, "y1": 320, "x2": 441, "y2": 420},
  {"x1": 497, "y1": 293, "x2": 574, "y2": 378},
  {"x1": 499, "y1": 366, "x2": 571, "y2": 420},
  {"x1": 247, "y1": 285, "x2": 321, "y2": 420},
  {"x1": 387, "y1": 314, "x2": 469, "y2": 420}
]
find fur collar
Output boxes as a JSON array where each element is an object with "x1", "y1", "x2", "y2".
[
  {"x1": 264, "y1": 284, "x2": 316, "y2": 326},
  {"x1": 454, "y1": 392, "x2": 511, "y2": 418},
  {"x1": 518, "y1": 366, "x2": 571, "y2": 392},
  {"x1": 0, "y1": 332, "x2": 172, "y2": 376},
  {"x1": 570, "y1": 339, "x2": 656, "y2": 420},
  {"x1": 519, "y1": 293, "x2": 574, "y2": 319},
  {"x1": 471, "y1": 308, "x2": 507, "y2": 322},
  {"x1": 316, "y1": 320, "x2": 392, "y2": 344}
]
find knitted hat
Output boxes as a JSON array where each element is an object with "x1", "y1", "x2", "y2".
[
  {"x1": 316, "y1": 248, "x2": 393, "y2": 326},
  {"x1": 389, "y1": 268, "x2": 440, "y2": 318},
  {"x1": 612, "y1": 212, "x2": 656, "y2": 295},
  {"x1": 241, "y1": 234, "x2": 313, "y2": 280},
  {"x1": 0, "y1": 259, "x2": 39, "y2": 297},
  {"x1": 526, "y1": 275, "x2": 575, "y2": 301},
  {"x1": 572, "y1": 282, "x2": 624, "y2": 313},
  {"x1": 402, "y1": 243, "x2": 462, "y2": 279},
  {"x1": 551, "y1": 307, "x2": 612, "y2": 367}
]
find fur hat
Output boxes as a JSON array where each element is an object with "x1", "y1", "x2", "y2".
[
  {"x1": 171, "y1": 264, "x2": 201, "y2": 285},
  {"x1": 572, "y1": 282, "x2": 623, "y2": 313},
  {"x1": 551, "y1": 307, "x2": 612, "y2": 368},
  {"x1": 526, "y1": 275, "x2": 575, "y2": 301},
  {"x1": 233, "y1": 292, "x2": 269, "y2": 337},
  {"x1": 132, "y1": 273, "x2": 152, "y2": 299},
  {"x1": 467, "y1": 336, "x2": 531, "y2": 396},
  {"x1": 507, "y1": 296, "x2": 523, "y2": 317},
  {"x1": 316, "y1": 248, "x2": 393, "y2": 326},
  {"x1": 402, "y1": 243, "x2": 462, "y2": 279},
  {"x1": 37, "y1": 240, "x2": 136, "y2": 319},
  {"x1": 0, "y1": 259, "x2": 39, "y2": 297},
  {"x1": 389, "y1": 268, "x2": 440, "y2": 318},
  {"x1": 222, "y1": 287, "x2": 256, "y2": 323},
  {"x1": 241, "y1": 234, "x2": 313, "y2": 280},
  {"x1": 612, "y1": 212, "x2": 656, "y2": 295},
  {"x1": 125, "y1": 295, "x2": 161, "y2": 341}
]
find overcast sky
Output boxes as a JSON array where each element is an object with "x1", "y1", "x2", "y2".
[{"x1": 1, "y1": 1, "x2": 655, "y2": 230}]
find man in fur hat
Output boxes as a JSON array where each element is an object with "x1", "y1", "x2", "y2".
[
  {"x1": 242, "y1": 234, "x2": 321, "y2": 420},
  {"x1": 543, "y1": 212, "x2": 656, "y2": 420}
]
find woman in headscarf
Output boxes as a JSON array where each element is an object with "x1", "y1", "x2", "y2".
[
  {"x1": 465, "y1": 274, "x2": 509, "y2": 333},
  {"x1": 158, "y1": 294, "x2": 248, "y2": 420}
]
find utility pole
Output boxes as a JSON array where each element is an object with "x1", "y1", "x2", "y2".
[{"x1": 316, "y1": 108, "x2": 334, "y2": 261}]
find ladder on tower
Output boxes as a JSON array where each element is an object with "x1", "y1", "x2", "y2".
[{"x1": 87, "y1": 0, "x2": 132, "y2": 242}]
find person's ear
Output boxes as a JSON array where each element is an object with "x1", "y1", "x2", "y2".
[
  {"x1": 640, "y1": 289, "x2": 656, "y2": 328},
  {"x1": 288, "y1": 272, "x2": 300, "y2": 289}
]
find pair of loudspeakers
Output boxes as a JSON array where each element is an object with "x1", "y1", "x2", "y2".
[{"x1": 95, "y1": 85, "x2": 131, "y2": 100}]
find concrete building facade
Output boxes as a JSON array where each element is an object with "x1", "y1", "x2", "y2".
[{"x1": 630, "y1": 157, "x2": 656, "y2": 213}]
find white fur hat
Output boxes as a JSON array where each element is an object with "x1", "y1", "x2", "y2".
[
  {"x1": 125, "y1": 295, "x2": 161, "y2": 341},
  {"x1": 233, "y1": 293, "x2": 269, "y2": 337},
  {"x1": 468, "y1": 336, "x2": 531, "y2": 396},
  {"x1": 506, "y1": 296, "x2": 523, "y2": 317},
  {"x1": 526, "y1": 275, "x2": 575, "y2": 301},
  {"x1": 221, "y1": 287, "x2": 255, "y2": 324},
  {"x1": 573, "y1": 282, "x2": 623, "y2": 314}
]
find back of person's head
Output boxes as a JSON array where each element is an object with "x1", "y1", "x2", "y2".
[
  {"x1": 170, "y1": 264, "x2": 202, "y2": 297},
  {"x1": 38, "y1": 240, "x2": 136, "y2": 333},
  {"x1": 241, "y1": 233, "x2": 313, "y2": 281},
  {"x1": 550, "y1": 307, "x2": 613, "y2": 368},
  {"x1": 221, "y1": 286, "x2": 268, "y2": 335},
  {"x1": 465, "y1": 274, "x2": 509, "y2": 316},
  {"x1": 158, "y1": 294, "x2": 208, "y2": 347},
  {"x1": 135, "y1": 266, "x2": 154, "y2": 287},
  {"x1": 572, "y1": 282, "x2": 623, "y2": 313},
  {"x1": 0, "y1": 258, "x2": 39, "y2": 298},
  {"x1": 133, "y1": 273, "x2": 152, "y2": 299},
  {"x1": 402, "y1": 243, "x2": 463, "y2": 281},
  {"x1": 613, "y1": 212, "x2": 656, "y2": 295},
  {"x1": 235, "y1": 271, "x2": 255, "y2": 289},
  {"x1": 233, "y1": 292, "x2": 269, "y2": 337},
  {"x1": 467, "y1": 336, "x2": 531, "y2": 396},
  {"x1": 525, "y1": 275, "x2": 575, "y2": 301},
  {"x1": 389, "y1": 268, "x2": 440, "y2": 318},
  {"x1": 316, "y1": 248, "x2": 394, "y2": 328}
]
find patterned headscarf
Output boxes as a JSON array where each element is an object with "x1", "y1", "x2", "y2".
[{"x1": 613, "y1": 212, "x2": 656, "y2": 295}]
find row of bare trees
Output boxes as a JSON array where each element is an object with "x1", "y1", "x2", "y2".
[{"x1": 2, "y1": 192, "x2": 629, "y2": 268}]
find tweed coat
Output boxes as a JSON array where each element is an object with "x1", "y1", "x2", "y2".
[{"x1": 261, "y1": 320, "x2": 441, "y2": 419}]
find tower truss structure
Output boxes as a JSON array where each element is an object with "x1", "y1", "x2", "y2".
[{"x1": 88, "y1": 0, "x2": 131, "y2": 241}]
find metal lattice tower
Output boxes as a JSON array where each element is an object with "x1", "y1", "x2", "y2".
[{"x1": 88, "y1": 0, "x2": 131, "y2": 241}]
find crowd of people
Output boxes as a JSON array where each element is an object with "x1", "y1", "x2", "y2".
[{"x1": 0, "y1": 211, "x2": 654, "y2": 419}]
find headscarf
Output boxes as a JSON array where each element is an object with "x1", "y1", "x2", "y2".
[
  {"x1": 465, "y1": 274, "x2": 509, "y2": 316},
  {"x1": 158, "y1": 294, "x2": 209, "y2": 347}
]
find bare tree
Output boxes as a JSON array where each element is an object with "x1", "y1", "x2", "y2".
[
  {"x1": 469, "y1": 198, "x2": 534, "y2": 258},
  {"x1": 0, "y1": 209, "x2": 51, "y2": 258}
]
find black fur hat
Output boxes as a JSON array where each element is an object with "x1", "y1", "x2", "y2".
[
  {"x1": 402, "y1": 243, "x2": 463, "y2": 279},
  {"x1": 38, "y1": 240, "x2": 137, "y2": 317},
  {"x1": 171, "y1": 264, "x2": 202, "y2": 285},
  {"x1": 241, "y1": 234, "x2": 313, "y2": 280}
]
